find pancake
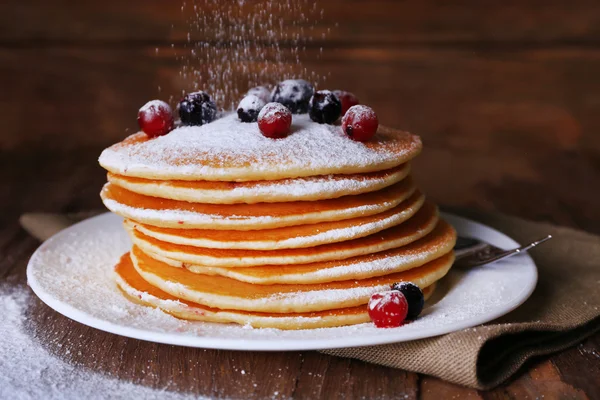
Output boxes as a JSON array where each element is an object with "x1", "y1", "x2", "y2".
[
  {"x1": 107, "y1": 163, "x2": 410, "y2": 204},
  {"x1": 148, "y1": 220, "x2": 456, "y2": 284},
  {"x1": 99, "y1": 108, "x2": 454, "y2": 329},
  {"x1": 128, "y1": 202, "x2": 439, "y2": 268},
  {"x1": 131, "y1": 245, "x2": 454, "y2": 313},
  {"x1": 99, "y1": 113, "x2": 422, "y2": 182},
  {"x1": 101, "y1": 177, "x2": 417, "y2": 230},
  {"x1": 115, "y1": 253, "x2": 436, "y2": 329},
  {"x1": 127, "y1": 191, "x2": 425, "y2": 250}
]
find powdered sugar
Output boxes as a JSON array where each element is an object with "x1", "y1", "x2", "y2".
[
  {"x1": 257, "y1": 102, "x2": 290, "y2": 120},
  {"x1": 25, "y1": 213, "x2": 537, "y2": 350},
  {"x1": 139, "y1": 100, "x2": 172, "y2": 116},
  {"x1": 309, "y1": 89, "x2": 334, "y2": 107},
  {"x1": 220, "y1": 171, "x2": 404, "y2": 199},
  {"x1": 0, "y1": 283, "x2": 199, "y2": 399},
  {"x1": 345, "y1": 105, "x2": 377, "y2": 120},
  {"x1": 99, "y1": 113, "x2": 421, "y2": 181},
  {"x1": 142, "y1": 261, "x2": 390, "y2": 311},
  {"x1": 368, "y1": 291, "x2": 404, "y2": 311},
  {"x1": 270, "y1": 79, "x2": 314, "y2": 109},
  {"x1": 246, "y1": 87, "x2": 271, "y2": 103},
  {"x1": 177, "y1": 1, "x2": 327, "y2": 109},
  {"x1": 102, "y1": 184, "x2": 393, "y2": 229},
  {"x1": 110, "y1": 166, "x2": 408, "y2": 204},
  {"x1": 133, "y1": 194, "x2": 422, "y2": 250},
  {"x1": 273, "y1": 243, "x2": 449, "y2": 283},
  {"x1": 266, "y1": 285, "x2": 389, "y2": 308},
  {"x1": 237, "y1": 94, "x2": 265, "y2": 113}
]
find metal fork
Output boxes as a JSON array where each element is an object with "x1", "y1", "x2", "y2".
[{"x1": 453, "y1": 234, "x2": 552, "y2": 269}]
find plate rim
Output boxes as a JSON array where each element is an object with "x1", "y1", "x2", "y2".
[{"x1": 26, "y1": 212, "x2": 538, "y2": 351}]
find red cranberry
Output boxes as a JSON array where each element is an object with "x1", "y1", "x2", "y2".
[
  {"x1": 342, "y1": 105, "x2": 379, "y2": 142},
  {"x1": 333, "y1": 90, "x2": 360, "y2": 115},
  {"x1": 368, "y1": 290, "x2": 408, "y2": 328},
  {"x1": 137, "y1": 100, "x2": 175, "y2": 138},
  {"x1": 258, "y1": 103, "x2": 292, "y2": 138}
]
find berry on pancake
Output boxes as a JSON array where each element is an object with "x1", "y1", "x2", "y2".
[
  {"x1": 258, "y1": 102, "x2": 292, "y2": 138},
  {"x1": 178, "y1": 91, "x2": 217, "y2": 126},
  {"x1": 246, "y1": 86, "x2": 271, "y2": 103},
  {"x1": 270, "y1": 79, "x2": 314, "y2": 114},
  {"x1": 237, "y1": 94, "x2": 266, "y2": 123},
  {"x1": 342, "y1": 105, "x2": 379, "y2": 142},
  {"x1": 309, "y1": 90, "x2": 342, "y2": 124},
  {"x1": 333, "y1": 90, "x2": 359, "y2": 115},
  {"x1": 137, "y1": 100, "x2": 174, "y2": 138}
]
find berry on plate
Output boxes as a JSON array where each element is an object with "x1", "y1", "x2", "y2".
[
  {"x1": 341, "y1": 105, "x2": 379, "y2": 142},
  {"x1": 237, "y1": 94, "x2": 266, "y2": 123},
  {"x1": 246, "y1": 86, "x2": 271, "y2": 103},
  {"x1": 137, "y1": 100, "x2": 174, "y2": 138},
  {"x1": 309, "y1": 90, "x2": 342, "y2": 124},
  {"x1": 270, "y1": 79, "x2": 314, "y2": 114},
  {"x1": 333, "y1": 90, "x2": 359, "y2": 115},
  {"x1": 258, "y1": 102, "x2": 292, "y2": 139},
  {"x1": 368, "y1": 290, "x2": 409, "y2": 328},
  {"x1": 178, "y1": 91, "x2": 217, "y2": 126},
  {"x1": 391, "y1": 282, "x2": 425, "y2": 320}
]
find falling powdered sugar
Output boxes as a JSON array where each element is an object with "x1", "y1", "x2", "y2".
[{"x1": 176, "y1": 1, "x2": 329, "y2": 109}]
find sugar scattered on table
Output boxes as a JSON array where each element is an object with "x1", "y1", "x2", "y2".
[{"x1": 0, "y1": 283, "x2": 201, "y2": 399}]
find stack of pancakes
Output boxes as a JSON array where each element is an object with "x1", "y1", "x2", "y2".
[{"x1": 99, "y1": 114, "x2": 456, "y2": 329}]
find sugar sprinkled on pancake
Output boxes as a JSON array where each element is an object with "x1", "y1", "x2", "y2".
[
  {"x1": 114, "y1": 252, "x2": 437, "y2": 330},
  {"x1": 101, "y1": 177, "x2": 417, "y2": 230},
  {"x1": 99, "y1": 100, "x2": 452, "y2": 330},
  {"x1": 129, "y1": 247, "x2": 453, "y2": 313},
  {"x1": 126, "y1": 191, "x2": 426, "y2": 250},
  {"x1": 99, "y1": 114, "x2": 422, "y2": 182},
  {"x1": 127, "y1": 201, "x2": 439, "y2": 268},
  {"x1": 106, "y1": 163, "x2": 411, "y2": 204}
]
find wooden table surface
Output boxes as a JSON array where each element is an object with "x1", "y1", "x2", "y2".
[{"x1": 2, "y1": 1, "x2": 600, "y2": 398}]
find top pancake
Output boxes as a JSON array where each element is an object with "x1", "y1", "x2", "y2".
[{"x1": 99, "y1": 113, "x2": 422, "y2": 182}]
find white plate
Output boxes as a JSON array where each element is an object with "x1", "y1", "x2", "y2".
[{"x1": 27, "y1": 212, "x2": 537, "y2": 351}]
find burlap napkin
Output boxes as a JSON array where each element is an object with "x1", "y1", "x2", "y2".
[
  {"x1": 20, "y1": 211, "x2": 600, "y2": 390},
  {"x1": 322, "y1": 210, "x2": 600, "y2": 389}
]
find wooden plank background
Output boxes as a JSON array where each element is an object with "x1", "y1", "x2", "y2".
[
  {"x1": 2, "y1": 0, "x2": 600, "y2": 398},
  {"x1": 2, "y1": 1, "x2": 600, "y2": 231}
]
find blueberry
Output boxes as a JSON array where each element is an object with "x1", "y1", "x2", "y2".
[
  {"x1": 270, "y1": 79, "x2": 314, "y2": 114},
  {"x1": 237, "y1": 94, "x2": 266, "y2": 123},
  {"x1": 246, "y1": 86, "x2": 271, "y2": 103},
  {"x1": 178, "y1": 91, "x2": 217, "y2": 126},
  {"x1": 308, "y1": 90, "x2": 342, "y2": 124},
  {"x1": 391, "y1": 282, "x2": 424, "y2": 320}
]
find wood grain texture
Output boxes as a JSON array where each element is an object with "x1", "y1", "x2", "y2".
[
  {"x1": 2, "y1": 0, "x2": 600, "y2": 398},
  {"x1": 3, "y1": 47, "x2": 600, "y2": 155},
  {"x1": 3, "y1": 0, "x2": 600, "y2": 45},
  {"x1": 4, "y1": 146, "x2": 600, "y2": 399}
]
